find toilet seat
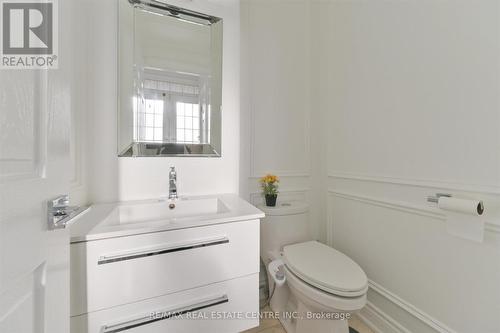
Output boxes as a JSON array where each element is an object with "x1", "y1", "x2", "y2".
[
  {"x1": 283, "y1": 241, "x2": 368, "y2": 297},
  {"x1": 284, "y1": 265, "x2": 367, "y2": 313}
]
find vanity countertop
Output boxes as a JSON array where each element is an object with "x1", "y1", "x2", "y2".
[{"x1": 69, "y1": 194, "x2": 264, "y2": 243}]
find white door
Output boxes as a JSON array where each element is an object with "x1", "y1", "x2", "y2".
[{"x1": 0, "y1": 0, "x2": 76, "y2": 332}]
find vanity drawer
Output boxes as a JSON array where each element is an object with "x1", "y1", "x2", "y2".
[
  {"x1": 71, "y1": 220, "x2": 259, "y2": 316},
  {"x1": 71, "y1": 273, "x2": 259, "y2": 333}
]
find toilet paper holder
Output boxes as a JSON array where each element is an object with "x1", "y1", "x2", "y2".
[
  {"x1": 427, "y1": 193, "x2": 452, "y2": 204},
  {"x1": 427, "y1": 193, "x2": 484, "y2": 215}
]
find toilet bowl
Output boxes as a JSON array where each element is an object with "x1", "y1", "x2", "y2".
[{"x1": 259, "y1": 202, "x2": 368, "y2": 333}]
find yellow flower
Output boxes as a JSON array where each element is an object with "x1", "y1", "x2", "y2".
[{"x1": 260, "y1": 174, "x2": 279, "y2": 184}]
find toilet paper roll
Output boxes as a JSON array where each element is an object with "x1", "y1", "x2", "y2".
[{"x1": 437, "y1": 197, "x2": 484, "y2": 216}]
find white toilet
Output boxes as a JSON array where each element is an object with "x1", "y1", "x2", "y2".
[{"x1": 259, "y1": 202, "x2": 368, "y2": 333}]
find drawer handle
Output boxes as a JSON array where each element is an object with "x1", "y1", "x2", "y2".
[
  {"x1": 98, "y1": 236, "x2": 229, "y2": 265},
  {"x1": 101, "y1": 294, "x2": 229, "y2": 333}
]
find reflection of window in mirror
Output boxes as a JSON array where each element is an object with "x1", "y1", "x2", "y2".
[
  {"x1": 134, "y1": 69, "x2": 211, "y2": 145},
  {"x1": 136, "y1": 98, "x2": 163, "y2": 142},
  {"x1": 176, "y1": 102, "x2": 201, "y2": 144}
]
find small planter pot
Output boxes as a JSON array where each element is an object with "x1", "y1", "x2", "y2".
[{"x1": 265, "y1": 194, "x2": 277, "y2": 207}]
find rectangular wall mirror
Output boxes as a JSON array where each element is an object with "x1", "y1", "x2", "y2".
[{"x1": 118, "y1": 0, "x2": 223, "y2": 157}]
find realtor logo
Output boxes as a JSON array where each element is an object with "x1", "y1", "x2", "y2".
[{"x1": 1, "y1": 0, "x2": 58, "y2": 68}]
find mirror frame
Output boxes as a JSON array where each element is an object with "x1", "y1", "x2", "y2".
[{"x1": 117, "y1": 0, "x2": 223, "y2": 157}]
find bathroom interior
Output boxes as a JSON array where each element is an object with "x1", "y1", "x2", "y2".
[{"x1": 1, "y1": 0, "x2": 499, "y2": 333}]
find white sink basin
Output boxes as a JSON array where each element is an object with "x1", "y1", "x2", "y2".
[
  {"x1": 69, "y1": 194, "x2": 265, "y2": 242},
  {"x1": 113, "y1": 197, "x2": 230, "y2": 225}
]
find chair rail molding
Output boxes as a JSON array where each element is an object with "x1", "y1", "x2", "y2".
[
  {"x1": 327, "y1": 189, "x2": 500, "y2": 234},
  {"x1": 328, "y1": 172, "x2": 500, "y2": 195}
]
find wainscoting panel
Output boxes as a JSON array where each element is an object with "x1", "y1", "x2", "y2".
[
  {"x1": 327, "y1": 178, "x2": 500, "y2": 333},
  {"x1": 245, "y1": 0, "x2": 311, "y2": 179}
]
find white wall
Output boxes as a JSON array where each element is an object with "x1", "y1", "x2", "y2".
[
  {"x1": 243, "y1": 0, "x2": 500, "y2": 332},
  {"x1": 73, "y1": 0, "x2": 500, "y2": 331},
  {"x1": 318, "y1": 1, "x2": 500, "y2": 332},
  {"x1": 240, "y1": 0, "x2": 326, "y2": 241},
  {"x1": 82, "y1": 0, "x2": 240, "y2": 203}
]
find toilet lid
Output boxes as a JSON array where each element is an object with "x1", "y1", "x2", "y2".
[{"x1": 283, "y1": 241, "x2": 368, "y2": 297}]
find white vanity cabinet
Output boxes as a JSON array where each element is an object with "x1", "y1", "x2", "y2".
[
  {"x1": 69, "y1": 195, "x2": 264, "y2": 333},
  {"x1": 71, "y1": 274, "x2": 258, "y2": 333}
]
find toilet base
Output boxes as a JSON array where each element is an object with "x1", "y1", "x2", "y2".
[
  {"x1": 295, "y1": 301, "x2": 349, "y2": 333},
  {"x1": 264, "y1": 251, "x2": 364, "y2": 333},
  {"x1": 273, "y1": 292, "x2": 350, "y2": 333}
]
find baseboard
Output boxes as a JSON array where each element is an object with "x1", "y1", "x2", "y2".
[
  {"x1": 355, "y1": 280, "x2": 458, "y2": 333},
  {"x1": 368, "y1": 280, "x2": 457, "y2": 333},
  {"x1": 357, "y1": 301, "x2": 411, "y2": 333}
]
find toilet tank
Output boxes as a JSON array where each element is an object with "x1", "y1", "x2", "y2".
[{"x1": 258, "y1": 201, "x2": 311, "y2": 264}]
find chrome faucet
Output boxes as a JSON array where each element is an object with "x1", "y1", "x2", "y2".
[{"x1": 169, "y1": 166, "x2": 178, "y2": 199}]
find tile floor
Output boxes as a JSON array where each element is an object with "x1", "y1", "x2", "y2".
[
  {"x1": 242, "y1": 307, "x2": 374, "y2": 333},
  {"x1": 349, "y1": 315, "x2": 375, "y2": 333}
]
